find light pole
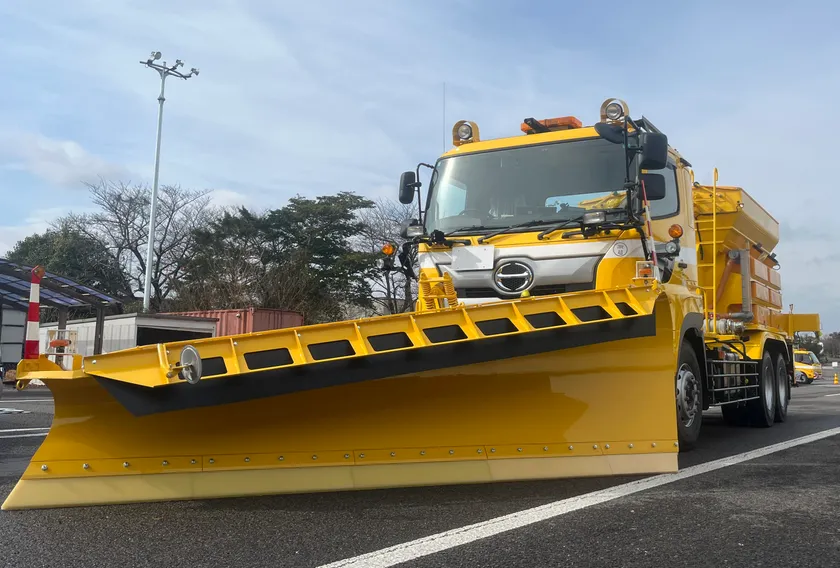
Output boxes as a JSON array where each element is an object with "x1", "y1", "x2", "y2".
[{"x1": 139, "y1": 50, "x2": 199, "y2": 312}]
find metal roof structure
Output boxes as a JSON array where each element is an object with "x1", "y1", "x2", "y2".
[{"x1": 0, "y1": 258, "x2": 122, "y2": 312}]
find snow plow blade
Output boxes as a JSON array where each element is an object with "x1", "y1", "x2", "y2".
[{"x1": 4, "y1": 286, "x2": 678, "y2": 510}]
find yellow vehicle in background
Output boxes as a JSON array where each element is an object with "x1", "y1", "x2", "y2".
[
  {"x1": 6, "y1": 98, "x2": 821, "y2": 511},
  {"x1": 793, "y1": 349, "x2": 822, "y2": 384}
]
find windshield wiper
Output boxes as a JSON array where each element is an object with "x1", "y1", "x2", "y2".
[
  {"x1": 536, "y1": 216, "x2": 586, "y2": 240},
  {"x1": 477, "y1": 219, "x2": 555, "y2": 244},
  {"x1": 445, "y1": 225, "x2": 489, "y2": 236}
]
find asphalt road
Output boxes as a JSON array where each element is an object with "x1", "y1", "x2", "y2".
[{"x1": 1, "y1": 382, "x2": 839, "y2": 568}]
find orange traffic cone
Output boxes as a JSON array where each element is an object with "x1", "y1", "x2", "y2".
[{"x1": 834, "y1": 373, "x2": 839, "y2": 385}]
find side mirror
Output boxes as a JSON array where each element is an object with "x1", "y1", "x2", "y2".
[
  {"x1": 399, "y1": 171, "x2": 417, "y2": 204},
  {"x1": 640, "y1": 173, "x2": 667, "y2": 200},
  {"x1": 639, "y1": 132, "x2": 668, "y2": 170}
]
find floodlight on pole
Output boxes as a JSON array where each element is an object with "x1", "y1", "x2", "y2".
[{"x1": 138, "y1": 50, "x2": 199, "y2": 312}]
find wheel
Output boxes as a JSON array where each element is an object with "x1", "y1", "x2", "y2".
[
  {"x1": 747, "y1": 350, "x2": 776, "y2": 428},
  {"x1": 773, "y1": 353, "x2": 788, "y2": 423},
  {"x1": 676, "y1": 340, "x2": 703, "y2": 450}
]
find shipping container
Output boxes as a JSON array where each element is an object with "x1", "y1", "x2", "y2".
[
  {"x1": 167, "y1": 308, "x2": 303, "y2": 336},
  {"x1": 39, "y1": 313, "x2": 218, "y2": 356}
]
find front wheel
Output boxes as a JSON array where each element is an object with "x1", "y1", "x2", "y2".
[{"x1": 676, "y1": 340, "x2": 703, "y2": 450}]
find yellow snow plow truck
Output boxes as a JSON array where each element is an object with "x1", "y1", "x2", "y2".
[{"x1": 5, "y1": 98, "x2": 820, "y2": 510}]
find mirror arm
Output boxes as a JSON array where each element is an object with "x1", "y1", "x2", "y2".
[{"x1": 414, "y1": 163, "x2": 435, "y2": 223}]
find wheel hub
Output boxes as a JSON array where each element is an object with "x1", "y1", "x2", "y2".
[{"x1": 676, "y1": 364, "x2": 700, "y2": 427}]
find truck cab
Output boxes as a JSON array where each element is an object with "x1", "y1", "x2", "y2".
[
  {"x1": 793, "y1": 349, "x2": 822, "y2": 384},
  {"x1": 400, "y1": 99, "x2": 698, "y2": 308},
  {"x1": 392, "y1": 97, "x2": 820, "y2": 450}
]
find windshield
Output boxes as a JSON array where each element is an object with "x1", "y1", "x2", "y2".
[
  {"x1": 795, "y1": 352, "x2": 818, "y2": 364},
  {"x1": 425, "y1": 138, "x2": 632, "y2": 235}
]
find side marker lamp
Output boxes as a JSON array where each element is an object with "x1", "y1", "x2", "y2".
[
  {"x1": 636, "y1": 261, "x2": 655, "y2": 279},
  {"x1": 668, "y1": 224, "x2": 684, "y2": 239}
]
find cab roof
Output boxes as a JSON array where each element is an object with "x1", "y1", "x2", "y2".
[{"x1": 441, "y1": 119, "x2": 685, "y2": 165}]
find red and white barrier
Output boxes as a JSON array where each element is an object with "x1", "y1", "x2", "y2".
[{"x1": 24, "y1": 265, "x2": 45, "y2": 360}]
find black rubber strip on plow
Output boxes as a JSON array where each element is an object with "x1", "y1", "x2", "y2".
[{"x1": 96, "y1": 309, "x2": 657, "y2": 416}]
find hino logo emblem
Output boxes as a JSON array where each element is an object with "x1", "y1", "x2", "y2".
[{"x1": 493, "y1": 261, "x2": 533, "y2": 293}]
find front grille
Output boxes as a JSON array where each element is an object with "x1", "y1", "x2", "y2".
[{"x1": 456, "y1": 282, "x2": 593, "y2": 299}]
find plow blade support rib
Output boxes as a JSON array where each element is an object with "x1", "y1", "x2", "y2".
[{"x1": 4, "y1": 288, "x2": 679, "y2": 510}]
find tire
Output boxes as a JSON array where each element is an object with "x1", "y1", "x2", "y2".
[
  {"x1": 676, "y1": 340, "x2": 703, "y2": 450},
  {"x1": 747, "y1": 350, "x2": 776, "y2": 428},
  {"x1": 773, "y1": 353, "x2": 788, "y2": 423}
]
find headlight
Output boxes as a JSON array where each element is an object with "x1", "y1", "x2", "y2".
[
  {"x1": 605, "y1": 102, "x2": 624, "y2": 120},
  {"x1": 582, "y1": 211, "x2": 606, "y2": 225},
  {"x1": 457, "y1": 123, "x2": 473, "y2": 140},
  {"x1": 405, "y1": 225, "x2": 424, "y2": 237}
]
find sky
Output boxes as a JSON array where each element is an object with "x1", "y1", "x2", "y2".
[{"x1": 1, "y1": 0, "x2": 839, "y2": 329}]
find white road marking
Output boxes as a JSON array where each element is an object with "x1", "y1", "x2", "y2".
[
  {"x1": 0, "y1": 399, "x2": 54, "y2": 403},
  {"x1": 318, "y1": 426, "x2": 840, "y2": 568},
  {"x1": 0, "y1": 432, "x2": 48, "y2": 439},
  {"x1": 0, "y1": 408, "x2": 31, "y2": 415},
  {"x1": 825, "y1": 393, "x2": 840, "y2": 397},
  {"x1": 0, "y1": 427, "x2": 49, "y2": 439}
]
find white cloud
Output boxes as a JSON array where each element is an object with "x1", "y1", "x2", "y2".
[
  {"x1": 0, "y1": 1, "x2": 839, "y2": 328},
  {"x1": 0, "y1": 132, "x2": 129, "y2": 187},
  {"x1": 208, "y1": 189, "x2": 250, "y2": 208},
  {"x1": 0, "y1": 207, "x2": 76, "y2": 255}
]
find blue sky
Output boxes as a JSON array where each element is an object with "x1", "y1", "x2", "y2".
[{"x1": 1, "y1": 0, "x2": 838, "y2": 329}]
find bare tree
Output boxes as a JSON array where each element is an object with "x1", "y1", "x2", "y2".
[
  {"x1": 62, "y1": 179, "x2": 214, "y2": 310},
  {"x1": 356, "y1": 198, "x2": 418, "y2": 315}
]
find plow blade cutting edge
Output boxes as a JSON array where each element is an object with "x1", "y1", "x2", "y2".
[{"x1": 3, "y1": 286, "x2": 679, "y2": 510}]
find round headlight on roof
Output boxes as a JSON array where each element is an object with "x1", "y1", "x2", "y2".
[
  {"x1": 605, "y1": 102, "x2": 624, "y2": 121},
  {"x1": 457, "y1": 123, "x2": 473, "y2": 140}
]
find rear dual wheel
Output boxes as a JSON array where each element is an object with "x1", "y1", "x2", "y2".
[
  {"x1": 773, "y1": 353, "x2": 789, "y2": 423},
  {"x1": 747, "y1": 350, "x2": 788, "y2": 427}
]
